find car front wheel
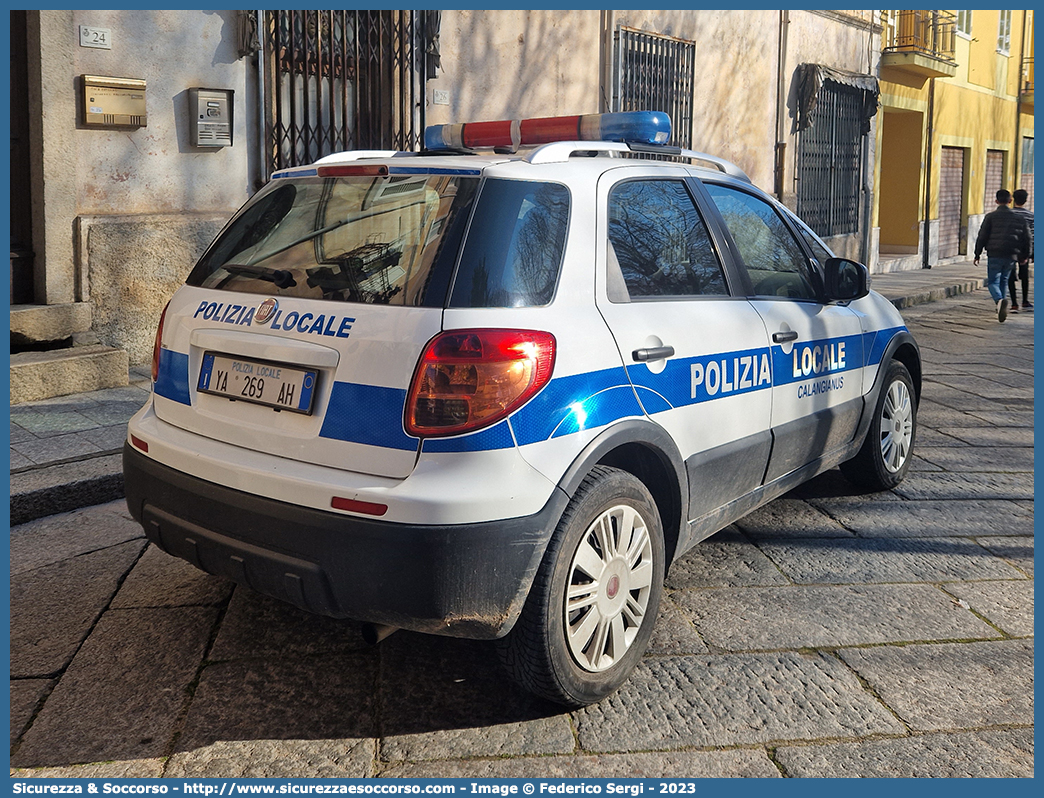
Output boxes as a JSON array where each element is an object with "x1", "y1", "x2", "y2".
[
  {"x1": 841, "y1": 359, "x2": 917, "y2": 490},
  {"x1": 497, "y1": 465, "x2": 664, "y2": 707}
]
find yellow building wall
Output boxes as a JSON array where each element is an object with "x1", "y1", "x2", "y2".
[{"x1": 875, "y1": 9, "x2": 1034, "y2": 231}]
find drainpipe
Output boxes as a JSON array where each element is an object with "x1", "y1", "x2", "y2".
[
  {"x1": 921, "y1": 76, "x2": 936, "y2": 269},
  {"x1": 602, "y1": 10, "x2": 616, "y2": 113},
  {"x1": 1014, "y1": 11, "x2": 1026, "y2": 183},
  {"x1": 774, "y1": 10, "x2": 790, "y2": 201}
]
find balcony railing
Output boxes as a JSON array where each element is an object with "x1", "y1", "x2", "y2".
[
  {"x1": 883, "y1": 10, "x2": 957, "y2": 64},
  {"x1": 1023, "y1": 57, "x2": 1034, "y2": 94}
]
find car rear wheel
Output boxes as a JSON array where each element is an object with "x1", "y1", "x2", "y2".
[
  {"x1": 841, "y1": 359, "x2": 917, "y2": 491},
  {"x1": 497, "y1": 465, "x2": 664, "y2": 707}
]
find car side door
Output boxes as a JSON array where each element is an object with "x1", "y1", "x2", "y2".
[
  {"x1": 594, "y1": 167, "x2": 775, "y2": 524},
  {"x1": 699, "y1": 181, "x2": 865, "y2": 483}
]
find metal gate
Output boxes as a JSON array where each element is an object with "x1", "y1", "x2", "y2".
[
  {"x1": 938, "y1": 146, "x2": 965, "y2": 257},
  {"x1": 262, "y1": 10, "x2": 422, "y2": 177},
  {"x1": 796, "y1": 81, "x2": 864, "y2": 238},
  {"x1": 613, "y1": 26, "x2": 695, "y2": 149}
]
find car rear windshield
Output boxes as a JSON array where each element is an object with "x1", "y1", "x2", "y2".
[
  {"x1": 188, "y1": 174, "x2": 570, "y2": 309},
  {"x1": 188, "y1": 173, "x2": 479, "y2": 307}
]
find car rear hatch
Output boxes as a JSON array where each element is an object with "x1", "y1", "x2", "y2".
[{"x1": 152, "y1": 160, "x2": 483, "y2": 480}]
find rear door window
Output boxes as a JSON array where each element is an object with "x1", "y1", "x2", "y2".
[
  {"x1": 607, "y1": 179, "x2": 729, "y2": 300},
  {"x1": 449, "y1": 179, "x2": 570, "y2": 308}
]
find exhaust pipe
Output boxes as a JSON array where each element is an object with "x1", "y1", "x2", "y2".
[{"x1": 361, "y1": 623, "x2": 398, "y2": 645}]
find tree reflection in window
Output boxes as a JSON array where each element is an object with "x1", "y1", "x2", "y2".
[
  {"x1": 607, "y1": 180, "x2": 727, "y2": 299},
  {"x1": 704, "y1": 184, "x2": 817, "y2": 299}
]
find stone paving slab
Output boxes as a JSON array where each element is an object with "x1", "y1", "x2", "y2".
[
  {"x1": 674, "y1": 583, "x2": 997, "y2": 651},
  {"x1": 913, "y1": 427, "x2": 966, "y2": 447},
  {"x1": 775, "y1": 728, "x2": 1034, "y2": 778},
  {"x1": 111, "y1": 544, "x2": 234, "y2": 609},
  {"x1": 10, "y1": 678, "x2": 53, "y2": 744},
  {"x1": 168, "y1": 739, "x2": 376, "y2": 779},
  {"x1": 806, "y1": 498, "x2": 1034, "y2": 537},
  {"x1": 781, "y1": 469, "x2": 902, "y2": 502},
  {"x1": 915, "y1": 400, "x2": 990, "y2": 428},
  {"x1": 892, "y1": 472, "x2": 1034, "y2": 501},
  {"x1": 9, "y1": 499, "x2": 143, "y2": 575},
  {"x1": 10, "y1": 760, "x2": 165, "y2": 779},
  {"x1": 664, "y1": 528, "x2": 789, "y2": 588},
  {"x1": 943, "y1": 579, "x2": 1035, "y2": 637},
  {"x1": 387, "y1": 749, "x2": 781, "y2": 778},
  {"x1": 754, "y1": 536, "x2": 1026, "y2": 585},
  {"x1": 838, "y1": 639, "x2": 1034, "y2": 731},
  {"x1": 975, "y1": 535, "x2": 1034, "y2": 577},
  {"x1": 968, "y1": 409, "x2": 1035, "y2": 427},
  {"x1": 13, "y1": 606, "x2": 219, "y2": 768},
  {"x1": 174, "y1": 655, "x2": 377, "y2": 759},
  {"x1": 918, "y1": 385, "x2": 1007, "y2": 412},
  {"x1": 208, "y1": 589, "x2": 370, "y2": 661},
  {"x1": 732, "y1": 498, "x2": 855, "y2": 538},
  {"x1": 914, "y1": 445, "x2": 1032, "y2": 472},
  {"x1": 573, "y1": 652, "x2": 904, "y2": 752},
  {"x1": 10, "y1": 431, "x2": 105, "y2": 466},
  {"x1": 926, "y1": 374, "x2": 1033, "y2": 400},
  {"x1": 942, "y1": 427, "x2": 1035, "y2": 447},
  {"x1": 646, "y1": 597, "x2": 709, "y2": 655},
  {"x1": 10, "y1": 540, "x2": 145, "y2": 678},
  {"x1": 379, "y1": 634, "x2": 575, "y2": 763}
]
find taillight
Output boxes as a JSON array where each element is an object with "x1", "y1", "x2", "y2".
[
  {"x1": 151, "y1": 301, "x2": 170, "y2": 383},
  {"x1": 405, "y1": 329, "x2": 556, "y2": 438}
]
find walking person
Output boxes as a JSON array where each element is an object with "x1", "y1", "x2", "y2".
[
  {"x1": 973, "y1": 189, "x2": 1031, "y2": 322},
  {"x1": 1008, "y1": 188, "x2": 1033, "y2": 312}
]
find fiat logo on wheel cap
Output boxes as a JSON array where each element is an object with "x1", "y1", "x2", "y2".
[
  {"x1": 255, "y1": 298, "x2": 278, "y2": 325},
  {"x1": 606, "y1": 575, "x2": 620, "y2": 600}
]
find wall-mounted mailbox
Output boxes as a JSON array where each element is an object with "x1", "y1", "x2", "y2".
[
  {"x1": 82, "y1": 75, "x2": 147, "y2": 127},
  {"x1": 189, "y1": 88, "x2": 234, "y2": 148}
]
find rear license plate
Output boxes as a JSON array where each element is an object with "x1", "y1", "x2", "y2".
[{"x1": 198, "y1": 352, "x2": 318, "y2": 414}]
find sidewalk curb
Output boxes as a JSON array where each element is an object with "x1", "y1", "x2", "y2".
[
  {"x1": 10, "y1": 453, "x2": 124, "y2": 526},
  {"x1": 884, "y1": 278, "x2": 986, "y2": 310}
]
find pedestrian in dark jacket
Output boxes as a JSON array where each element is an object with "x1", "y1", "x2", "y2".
[
  {"x1": 974, "y1": 189, "x2": 1031, "y2": 322},
  {"x1": 1008, "y1": 188, "x2": 1034, "y2": 311}
]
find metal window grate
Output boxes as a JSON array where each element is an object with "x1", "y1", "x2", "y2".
[
  {"x1": 613, "y1": 26, "x2": 695, "y2": 149},
  {"x1": 796, "y1": 81, "x2": 864, "y2": 238},
  {"x1": 263, "y1": 10, "x2": 421, "y2": 178}
]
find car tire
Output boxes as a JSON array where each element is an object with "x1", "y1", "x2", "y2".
[
  {"x1": 497, "y1": 465, "x2": 664, "y2": 708},
  {"x1": 841, "y1": 359, "x2": 917, "y2": 491}
]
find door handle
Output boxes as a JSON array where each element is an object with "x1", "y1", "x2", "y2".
[
  {"x1": 772, "y1": 330, "x2": 799, "y2": 343},
  {"x1": 632, "y1": 345, "x2": 675, "y2": 362}
]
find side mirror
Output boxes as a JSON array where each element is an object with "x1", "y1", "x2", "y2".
[{"x1": 823, "y1": 257, "x2": 869, "y2": 302}]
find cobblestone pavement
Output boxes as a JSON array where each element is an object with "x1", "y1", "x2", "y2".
[{"x1": 9, "y1": 288, "x2": 1033, "y2": 778}]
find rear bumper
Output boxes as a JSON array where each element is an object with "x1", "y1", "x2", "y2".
[{"x1": 123, "y1": 443, "x2": 565, "y2": 639}]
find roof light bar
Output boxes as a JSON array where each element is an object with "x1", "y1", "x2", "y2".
[{"x1": 424, "y1": 111, "x2": 671, "y2": 151}]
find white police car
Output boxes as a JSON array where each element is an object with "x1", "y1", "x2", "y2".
[{"x1": 124, "y1": 111, "x2": 920, "y2": 707}]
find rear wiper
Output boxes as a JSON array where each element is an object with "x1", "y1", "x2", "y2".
[{"x1": 223, "y1": 264, "x2": 297, "y2": 289}]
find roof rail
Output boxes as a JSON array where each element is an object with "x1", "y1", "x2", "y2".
[{"x1": 525, "y1": 140, "x2": 751, "y2": 183}]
